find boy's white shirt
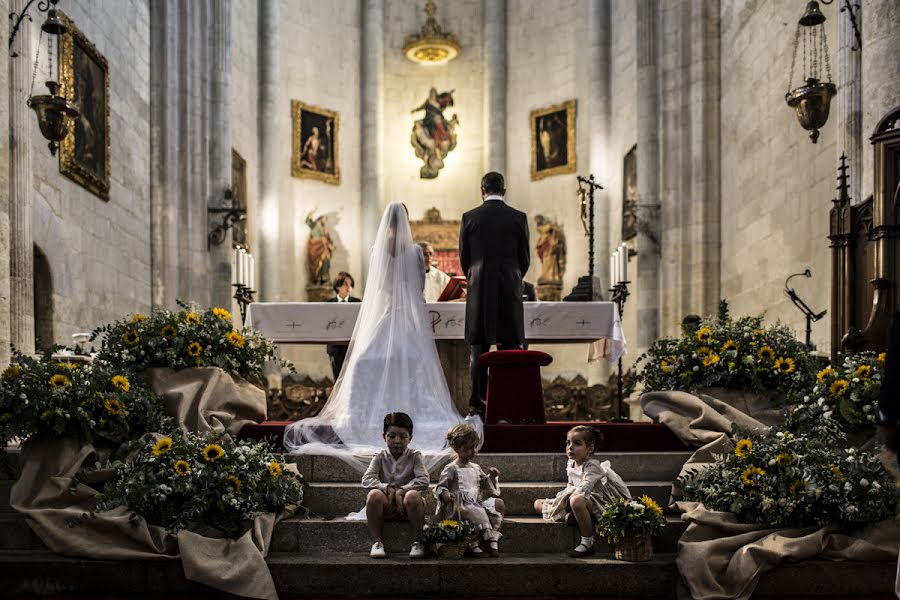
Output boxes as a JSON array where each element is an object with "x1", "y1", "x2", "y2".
[{"x1": 361, "y1": 447, "x2": 430, "y2": 494}]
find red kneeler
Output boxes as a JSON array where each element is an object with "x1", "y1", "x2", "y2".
[{"x1": 478, "y1": 349, "x2": 553, "y2": 425}]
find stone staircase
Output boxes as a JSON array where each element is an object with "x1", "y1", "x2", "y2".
[{"x1": 0, "y1": 447, "x2": 896, "y2": 598}]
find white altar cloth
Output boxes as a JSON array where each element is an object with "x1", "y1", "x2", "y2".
[{"x1": 246, "y1": 301, "x2": 626, "y2": 363}]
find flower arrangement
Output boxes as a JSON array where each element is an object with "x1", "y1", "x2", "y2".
[
  {"x1": 91, "y1": 302, "x2": 289, "y2": 384},
  {"x1": 594, "y1": 495, "x2": 667, "y2": 546},
  {"x1": 786, "y1": 351, "x2": 884, "y2": 433},
  {"x1": 422, "y1": 517, "x2": 476, "y2": 546},
  {"x1": 92, "y1": 432, "x2": 304, "y2": 539},
  {"x1": 681, "y1": 421, "x2": 897, "y2": 527},
  {"x1": 637, "y1": 310, "x2": 815, "y2": 399},
  {"x1": 0, "y1": 352, "x2": 172, "y2": 448}
]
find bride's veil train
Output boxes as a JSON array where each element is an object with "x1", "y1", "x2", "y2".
[{"x1": 283, "y1": 202, "x2": 480, "y2": 474}]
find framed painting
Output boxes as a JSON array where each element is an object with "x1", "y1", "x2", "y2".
[
  {"x1": 231, "y1": 149, "x2": 249, "y2": 249},
  {"x1": 291, "y1": 100, "x2": 340, "y2": 185},
  {"x1": 622, "y1": 144, "x2": 638, "y2": 241},
  {"x1": 530, "y1": 99, "x2": 576, "y2": 181},
  {"x1": 58, "y1": 12, "x2": 110, "y2": 200}
]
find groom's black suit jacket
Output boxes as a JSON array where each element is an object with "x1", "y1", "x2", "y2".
[{"x1": 459, "y1": 199, "x2": 530, "y2": 346}]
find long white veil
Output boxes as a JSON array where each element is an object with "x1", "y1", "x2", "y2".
[{"x1": 283, "y1": 202, "x2": 478, "y2": 474}]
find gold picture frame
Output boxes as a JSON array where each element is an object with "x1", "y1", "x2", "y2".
[
  {"x1": 530, "y1": 99, "x2": 576, "y2": 181},
  {"x1": 291, "y1": 100, "x2": 340, "y2": 185},
  {"x1": 58, "y1": 11, "x2": 110, "y2": 200}
]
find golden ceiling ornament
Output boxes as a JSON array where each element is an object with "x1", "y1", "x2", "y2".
[{"x1": 402, "y1": 0, "x2": 460, "y2": 66}]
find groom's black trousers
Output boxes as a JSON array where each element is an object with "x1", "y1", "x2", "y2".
[{"x1": 469, "y1": 342, "x2": 524, "y2": 417}]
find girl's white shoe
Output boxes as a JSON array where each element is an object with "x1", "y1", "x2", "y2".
[
  {"x1": 370, "y1": 542, "x2": 386, "y2": 558},
  {"x1": 409, "y1": 542, "x2": 425, "y2": 558}
]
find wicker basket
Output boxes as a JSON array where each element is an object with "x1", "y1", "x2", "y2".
[
  {"x1": 615, "y1": 532, "x2": 653, "y2": 562},
  {"x1": 433, "y1": 542, "x2": 469, "y2": 559}
]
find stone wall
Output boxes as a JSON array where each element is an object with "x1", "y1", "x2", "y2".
[{"x1": 0, "y1": 0, "x2": 10, "y2": 363}]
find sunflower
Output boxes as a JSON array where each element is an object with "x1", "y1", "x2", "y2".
[
  {"x1": 829, "y1": 379, "x2": 849, "y2": 397},
  {"x1": 226, "y1": 475, "x2": 242, "y2": 494},
  {"x1": 160, "y1": 325, "x2": 177, "y2": 340},
  {"x1": 123, "y1": 330, "x2": 140, "y2": 346},
  {"x1": 187, "y1": 342, "x2": 203, "y2": 357},
  {"x1": 49, "y1": 374, "x2": 72, "y2": 388},
  {"x1": 57, "y1": 362, "x2": 77, "y2": 370},
  {"x1": 695, "y1": 326, "x2": 713, "y2": 343},
  {"x1": 202, "y1": 444, "x2": 225, "y2": 462},
  {"x1": 174, "y1": 460, "x2": 191, "y2": 476},
  {"x1": 697, "y1": 347, "x2": 714, "y2": 358},
  {"x1": 104, "y1": 397, "x2": 126, "y2": 416},
  {"x1": 2, "y1": 364, "x2": 21, "y2": 379},
  {"x1": 131, "y1": 314, "x2": 146, "y2": 323},
  {"x1": 639, "y1": 495, "x2": 663, "y2": 515},
  {"x1": 788, "y1": 479, "x2": 807, "y2": 496},
  {"x1": 774, "y1": 357, "x2": 796, "y2": 374},
  {"x1": 440, "y1": 519, "x2": 460, "y2": 527},
  {"x1": 212, "y1": 307, "x2": 232, "y2": 321},
  {"x1": 816, "y1": 367, "x2": 834, "y2": 382},
  {"x1": 225, "y1": 331, "x2": 246, "y2": 349},
  {"x1": 829, "y1": 465, "x2": 845, "y2": 481},
  {"x1": 775, "y1": 452, "x2": 793, "y2": 467},
  {"x1": 734, "y1": 439, "x2": 753, "y2": 458},
  {"x1": 151, "y1": 437, "x2": 173, "y2": 457},
  {"x1": 877, "y1": 352, "x2": 886, "y2": 363},
  {"x1": 854, "y1": 364, "x2": 872, "y2": 379},
  {"x1": 185, "y1": 312, "x2": 201, "y2": 325},
  {"x1": 268, "y1": 461, "x2": 283, "y2": 477},
  {"x1": 702, "y1": 353, "x2": 721, "y2": 367},
  {"x1": 721, "y1": 340, "x2": 738, "y2": 353},
  {"x1": 660, "y1": 355, "x2": 677, "y2": 374},
  {"x1": 740, "y1": 466, "x2": 766, "y2": 486},
  {"x1": 111, "y1": 375, "x2": 130, "y2": 393},
  {"x1": 757, "y1": 346, "x2": 775, "y2": 361}
]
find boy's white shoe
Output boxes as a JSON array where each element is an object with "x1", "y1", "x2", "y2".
[
  {"x1": 409, "y1": 542, "x2": 425, "y2": 558},
  {"x1": 370, "y1": 542, "x2": 386, "y2": 558}
]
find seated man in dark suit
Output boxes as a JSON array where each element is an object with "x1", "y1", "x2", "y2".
[{"x1": 325, "y1": 271, "x2": 361, "y2": 380}]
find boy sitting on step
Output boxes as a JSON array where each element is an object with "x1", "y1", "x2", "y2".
[
  {"x1": 362, "y1": 412, "x2": 429, "y2": 559},
  {"x1": 533, "y1": 425, "x2": 631, "y2": 557}
]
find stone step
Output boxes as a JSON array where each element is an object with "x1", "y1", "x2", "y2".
[
  {"x1": 0, "y1": 550, "x2": 893, "y2": 598},
  {"x1": 303, "y1": 481, "x2": 673, "y2": 517},
  {"x1": 286, "y1": 451, "x2": 692, "y2": 483}
]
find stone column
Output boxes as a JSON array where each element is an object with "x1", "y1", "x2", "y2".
[
  {"x1": 588, "y1": 0, "x2": 611, "y2": 299},
  {"x1": 0, "y1": 0, "x2": 11, "y2": 363},
  {"x1": 837, "y1": 0, "x2": 862, "y2": 205},
  {"x1": 209, "y1": 0, "x2": 233, "y2": 307},
  {"x1": 861, "y1": 0, "x2": 900, "y2": 203},
  {"x1": 483, "y1": 0, "x2": 506, "y2": 174},
  {"x1": 360, "y1": 0, "x2": 384, "y2": 283},
  {"x1": 9, "y1": 0, "x2": 35, "y2": 355},
  {"x1": 635, "y1": 0, "x2": 661, "y2": 354},
  {"x1": 257, "y1": 0, "x2": 280, "y2": 300}
]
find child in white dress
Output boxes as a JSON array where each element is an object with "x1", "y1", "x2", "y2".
[
  {"x1": 435, "y1": 423, "x2": 505, "y2": 557},
  {"x1": 533, "y1": 425, "x2": 631, "y2": 557}
]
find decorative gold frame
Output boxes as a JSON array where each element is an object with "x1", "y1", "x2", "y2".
[
  {"x1": 291, "y1": 100, "x2": 340, "y2": 185},
  {"x1": 58, "y1": 11, "x2": 110, "y2": 201},
  {"x1": 530, "y1": 99, "x2": 576, "y2": 181}
]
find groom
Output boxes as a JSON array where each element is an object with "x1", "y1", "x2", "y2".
[{"x1": 459, "y1": 172, "x2": 531, "y2": 417}]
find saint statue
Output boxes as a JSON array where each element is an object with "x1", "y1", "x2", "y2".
[
  {"x1": 535, "y1": 214, "x2": 566, "y2": 284},
  {"x1": 305, "y1": 210, "x2": 335, "y2": 285},
  {"x1": 410, "y1": 88, "x2": 459, "y2": 179}
]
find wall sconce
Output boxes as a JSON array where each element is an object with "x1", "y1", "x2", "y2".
[
  {"x1": 208, "y1": 187, "x2": 246, "y2": 249},
  {"x1": 785, "y1": 1, "x2": 837, "y2": 144},
  {"x1": 10, "y1": 0, "x2": 80, "y2": 155},
  {"x1": 821, "y1": 0, "x2": 861, "y2": 51}
]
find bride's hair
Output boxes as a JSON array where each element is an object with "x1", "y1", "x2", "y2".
[{"x1": 445, "y1": 423, "x2": 479, "y2": 450}]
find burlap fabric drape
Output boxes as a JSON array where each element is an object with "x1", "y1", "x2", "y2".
[
  {"x1": 11, "y1": 367, "x2": 291, "y2": 600},
  {"x1": 640, "y1": 390, "x2": 899, "y2": 600}
]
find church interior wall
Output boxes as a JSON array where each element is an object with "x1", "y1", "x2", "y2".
[{"x1": 0, "y1": 0, "x2": 11, "y2": 363}]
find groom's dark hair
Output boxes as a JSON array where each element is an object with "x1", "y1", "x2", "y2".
[
  {"x1": 384, "y1": 412, "x2": 414, "y2": 435},
  {"x1": 481, "y1": 171, "x2": 505, "y2": 195}
]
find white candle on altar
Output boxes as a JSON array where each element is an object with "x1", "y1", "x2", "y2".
[
  {"x1": 612, "y1": 250, "x2": 619, "y2": 285},
  {"x1": 609, "y1": 253, "x2": 616, "y2": 288},
  {"x1": 242, "y1": 250, "x2": 249, "y2": 287},
  {"x1": 620, "y1": 244, "x2": 628, "y2": 283},
  {"x1": 233, "y1": 248, "x2": 240, "y2": 285},
  {"x1": 247, "y1": 254, "x2": 255, "y2": 290},
  {"x1": 235, "y1": 248, "x2": 243, "y2": 285}
]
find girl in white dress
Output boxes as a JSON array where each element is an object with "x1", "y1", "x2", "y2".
[
  {"x1": 435, "y1": 424, "x2": 504, "y2": 557},
  {"x1": 534, "y1": 426, "x2": 631, "y2": 557}
]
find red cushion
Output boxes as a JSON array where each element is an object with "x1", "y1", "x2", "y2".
[{"x1": 477, "y1": 349, "x2": 553, "y2": 367}]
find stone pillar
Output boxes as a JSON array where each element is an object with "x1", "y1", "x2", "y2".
[
  {"x1": 837, "y1": 0, "x2": 862, "y2": 205},
  {"x1": 483, "y1": 0, "x2": 506, "y2": 174},
  {"x1": 588, "y1": 0, "x2": 611, "y2": 299},
  {"x1": 257, "y1": 0, "x2": 280, "y2": 300},
  {"x1": 360, "y1": 0, "x2": 384, "y2": 283},
  {"x1": 9, "y1": 0, "x2": 34, "y2": 355},
  {"x1": 0, "y1": 0, "x2": 11, "y2": 363},
  {"x1": 635, "y1": 0, "x2": 661, "y2": 354},
  {"x1": 209, "y1": 0, "x2": 233, "y2": 307},
  {"x1": 861, "y1": 0, "x2": 900, "y2": 203}
]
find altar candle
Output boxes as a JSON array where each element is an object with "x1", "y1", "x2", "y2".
[
  {"x1": 241, "y1": 250, "x2": 249, "y2": 287},
  {"x1": 236, "y1": 248, "x2": 243, "y2": 285},
  {"x1": 612, "y1": 250, "x2": 619, "y2": 285},
  {"x1": 620, "y1": 244, "x2": 628, "y2": 283},
  {"x1": 233, "y1": 248, "x2": 240, "y2": 285},
  {"x1": 610, "y1": 253, "x2": 617, "y2": 288},
  {"x1": 248, "y1": 254, "x2": 255, "y2": 290}
]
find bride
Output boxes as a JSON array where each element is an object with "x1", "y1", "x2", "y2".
[{"x1": 283, "y1": 202, "x2": 477, "y2": 472}]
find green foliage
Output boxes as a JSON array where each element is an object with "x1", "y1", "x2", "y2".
[
  {"x1": 421, "y1": 517, "x2": 476, "y2": 545},
  {"x1": 594, "y1": 496, "x2": 667, "y2": 545}
]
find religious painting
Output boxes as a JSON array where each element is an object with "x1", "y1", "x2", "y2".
[
  {"x1": 410, "y1": 207, "x2": 461, "y2": 276},
  {"x1": 411, "y1": 88, "x2": 458, "y2": 179},
  {"x1": 530, "y1": 99, "x2": 576, "y2": 181},
  {"x1": 58, "y1": 12, "x2": 110, "y2": 201},
  {"x1": 231, "y1": 149, "x2": 249, "y2": 249},
  {"x1": 622, "y1": 144, "x2": 638, "y2": 241},
  {"x1": 291, "y1": 100, "x2": 340, "y2": 185}
]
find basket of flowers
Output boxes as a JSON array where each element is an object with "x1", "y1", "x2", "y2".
[
  {"x1": 422, "y1": 515, "x2": 475, "y2": 559},
  {"x1": 595, "y1": 495, "x2": 666, "y2": 562}
]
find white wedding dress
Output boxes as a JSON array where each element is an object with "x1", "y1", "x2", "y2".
[{"x1": 283, "y1": 202, "x2": 479, "y2": 474}]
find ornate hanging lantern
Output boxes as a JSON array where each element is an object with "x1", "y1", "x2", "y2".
[
  {"x1": 403, "y1": 0, "x2": 460, "y2": 65},
  {"x1": 785, "y1": 1, "x2": 836, "y2": 144}
]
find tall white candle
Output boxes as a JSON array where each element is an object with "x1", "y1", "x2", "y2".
[
  {"x1": 248, "y1": 254, "x2": 255, "y2": 290},
  {"x1": 609, "y1": 254, "x2": 616, "y2": 288},
  {"x1": 233, "y1": 248, "x2": 240, "y2": 285},
  {"x1": 242, "y1": 250, "x2": 250, "y2": 287},
  {"x1": 612, "y1": 250, "x2": 620, "y2": 285},
  {"x1": 620, "y1": 244, "x2": 628, "y2": 282}
]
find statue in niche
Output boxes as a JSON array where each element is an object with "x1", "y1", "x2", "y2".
[
  {"x1": 305, "y1": 210, "x2": 335, "y2": 286},
  {"x1": 410, "y1": 88, "x2": 459, "y2": 179},
  {"x1": 535, "y1": 214, "x2": 566, "y2": 301}
]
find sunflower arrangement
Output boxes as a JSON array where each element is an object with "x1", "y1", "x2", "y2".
[
  {"x1": 637, "y1": 312, "x2": 816, "y2": 399},
  {"x1": 91, "y1": 301, "x2": 290, "y2": 384},
  {"x1": 594, "y1": 495, "x2": 666, "y2": 545},
  {"x1": 92, "y1": 432, "x2": 304, "y2": 539},
  {"x1": 786, "y1": 352, "x2": 884, "y2": 433},
  {"x1": 421, "y1": 517, "x2": 476, "y2": 546},
  {"x1": 0, "y1": 351, "x2": 171, "y2": 448},
  {"x1": 680, "y1": 421, "x2": 896, "y2": 527}
]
